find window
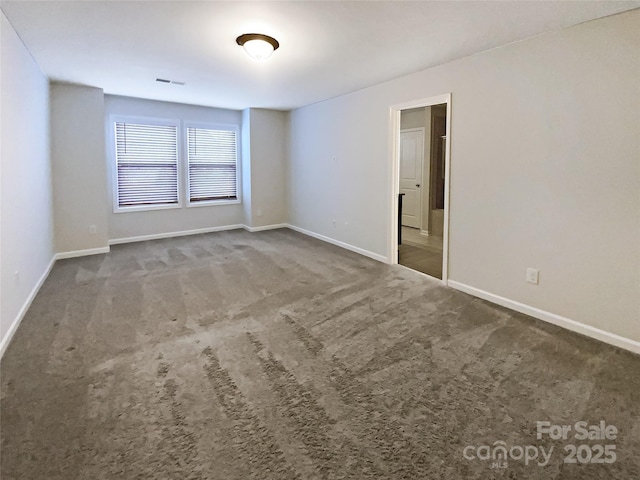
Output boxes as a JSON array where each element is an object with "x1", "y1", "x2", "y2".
[
  {"x1": 114, "y1": 120, "x2": 179, "y2": 209},
  {"x1": 111, "y1": 116, "x2": 240, "y2": 212},
  {"x1": 187, "y1": 126, "x2": 238, "y2": 203}
]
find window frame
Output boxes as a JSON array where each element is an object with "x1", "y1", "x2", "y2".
[
  {"x1": 110, "y1": 115, "x2": 183, "y2": 213},
  {"x1": 184, "y1": 121, "x2": 241, "y2": 208}
]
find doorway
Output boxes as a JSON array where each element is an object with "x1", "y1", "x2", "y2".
[{"x1": 390, "y1": 94, "x2": 451, "y2": 283}]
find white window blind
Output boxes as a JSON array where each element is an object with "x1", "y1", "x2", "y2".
[
  {"x1": 187, "y1": 127, "x2": 238, "y2": 203},
  {"x1": 115, "y1": 122, "x2": 178, "y2": 207}
]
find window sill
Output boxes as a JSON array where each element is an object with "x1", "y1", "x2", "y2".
[
  {"x1": 113, "y1": 203, "x2": 182, "y2": 214},
  {"x1": 187, "y1": 199, "x2": 241, "y2": 208}
]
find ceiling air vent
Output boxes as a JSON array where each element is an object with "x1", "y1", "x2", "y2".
[{"x1": 155, "y1": 78, "x2": 185, "y2": 85}]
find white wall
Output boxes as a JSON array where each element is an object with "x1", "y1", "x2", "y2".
[
  {"x1": 246, "y1": 109, "x2": 288, "y2": 228},
  {"x1": 400, "y1": 108, "x2": 425, "y2": 130},
  {"x1": 289, "y1": 95, "x2": 390, "y2": 251},
  {"x1": 241, "y1": 109, "x2": 253, "y2": 226},
  {"x1": 288, "y1": 10, "x2": 640, "y2": 343},
  {"x1": 0, "y1": 12, "x2": 54, "y2": 351},
  {"x1": 50, "y1": 84, "x2": 109, "y2": 253},
  {"x1": 104, "y1": 95, "x2": 245, "y2": 240}
]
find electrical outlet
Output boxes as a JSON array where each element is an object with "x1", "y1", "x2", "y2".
[
  {"x1": 89, "y1": 224, "x2": 97, "y2": 235},
  {"x1": 256, "y1": 208, "x2": 262, "y2": 217},
  {"x1": 14, "y1": 271, "x2": 20, "y2": 285},
  {"x1": 526, "y1": 268, "x2": 539, "y2": 285}
]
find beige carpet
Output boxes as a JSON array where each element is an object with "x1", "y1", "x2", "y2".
[{"x1": 1, "y1": 228, "x2": 639, "y2": 479}]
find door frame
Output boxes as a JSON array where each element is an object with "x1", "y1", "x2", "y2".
[
  {"x1": 389, "y1": 93, "x2": 452, "y2": 284},
  {"x1": 399, "y1": 127, "x2": 425, "y2": 230}
]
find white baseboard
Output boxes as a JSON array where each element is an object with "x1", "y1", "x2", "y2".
[
  {"x1": 109, "y1": 224, "x2": 244, "y2": 245},
  {"x1": 55, "y1": 246, "x2": 110, "y2": 260},
  {"x1": 0, "y1": 256, "x2": 56, "y2": 359},
  {"x1": 286, "y1": 224, "x2": 388, "y2": 263},
  {"x1": 448, "y1": 280, "x2": 640, "y2": 356},
  {"x1": 243, "y1": 223, "x2": 288, "y2": 233}
]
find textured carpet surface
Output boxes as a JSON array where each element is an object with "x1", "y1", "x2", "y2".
[{"x1": 1, "y1": 228, "x2": 639, "y2": 479}]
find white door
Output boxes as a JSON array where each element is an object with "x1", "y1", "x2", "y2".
[{"x1": 399, "y1": 129, "x2": 424, "y2": 228}]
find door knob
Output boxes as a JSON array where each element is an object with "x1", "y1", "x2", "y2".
[{"x1": 416, "y1": 184, "x2": 421, "y2": 187}]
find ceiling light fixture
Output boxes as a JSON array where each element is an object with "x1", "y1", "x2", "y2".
[{"x1": 236, "y1": 33, "x2": 279, "y2": 61}]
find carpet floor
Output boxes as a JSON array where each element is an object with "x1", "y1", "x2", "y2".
[{"x1": 1, "y1": 228, "x2": 639, "y2": 479}]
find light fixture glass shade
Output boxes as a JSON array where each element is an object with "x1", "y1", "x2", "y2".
[
  {"x1": 236, "y1": 33, "x2": 279, "y2": 61},
  {"x1": 242, "y1": 39, "x2": 275, "y2": 61}
]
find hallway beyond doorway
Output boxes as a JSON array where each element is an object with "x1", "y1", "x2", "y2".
[{"x1": 399, "y1": 226, "x2": 443, "y2": 279}]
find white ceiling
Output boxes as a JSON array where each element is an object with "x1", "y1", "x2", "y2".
[{"x1": 2, "y1": 1, "x2": 638, "y2": 111}]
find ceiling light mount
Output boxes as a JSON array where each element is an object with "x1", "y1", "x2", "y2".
[{"x1": 236, "y1": 33, "x2": 279, "y2": 61}]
